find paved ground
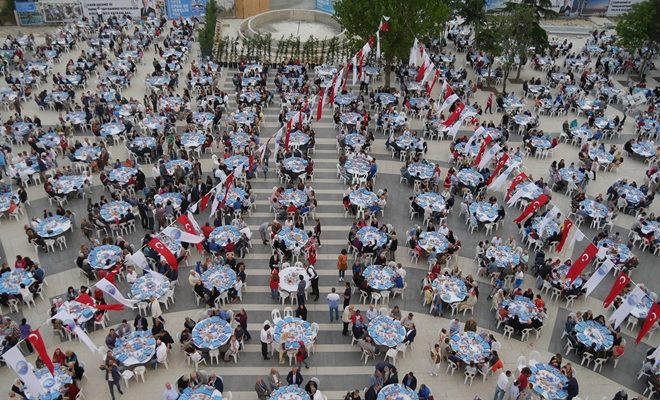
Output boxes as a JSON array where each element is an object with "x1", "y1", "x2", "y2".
[{"x1": 0, "y1": 16, "x2": 658, "y2": 400}]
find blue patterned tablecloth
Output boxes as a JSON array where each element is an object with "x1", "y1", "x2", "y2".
[
  {"x1": 34, "y1": 364, "x2": 73, "y2": 400},
  {"x1": 193, "y1": 317, "x2": 233, "y2": 349},
  {"x1": 418, "y1": 231, "x2": 450, "y2": 255},
  {"x1": 457, "y1": 168, "x2": 484, "y2": 187},
  {"x1": 36, "y1": 215, "x2": 71, "y2": 238},
  {"x1": 132, "y1": 136, "x2": 157, "y2": 149},
  {"x1": 384, "y1": 112, "x2": 407, "y2": 127},
  {"x1": 345, "y1": 157, "x2": 371, "y2": 175},
  {"x1": 530, "y1": 136, "x2": 552, "y2": 150},
  {"x1": 595, "y1": 116, "x2": 616, "y2": 129},
  {"x1": 501, "y1": 295, "x2": 539, "y2": 324},
  {"x1": 469, "y1": 201, "x2": 498, "y2": 222},
  {"x1": 100, "y1": 201, "x2": 131, "y2": 222},
  {"x1": 530, "y1": 364, "x2": 569, "y2": 399},
  {"x1": 64, "y1": 74, "x2": 82, "y2": 85},
  {"x1": 159, "y1": 96, "x2": 185, "y2": 110},
  {"x1": 597, "y1": 239, "x2": 632, "y2": 263},
  {"x1": 363, "y1": 265, "x2": 396, "y2": 290},
  {"x1": 242, "y1": 76, "x2": 262, "y2": 87},
  {"x1": 571, "y1": 127, "x2": 594, "y2": 141},
  {"x1": 0, "y1": 270, "x2": 34, "y2": 295},
  {"x1": 131, "y1": 274, "x2": 170, "y2": 301},
  {"x1": 273, "y1": 317, "x2": 313, "y2": 350},
  {"x1": 88, "y1": 245, "x2": 123, "y2": 270},
  {"x1": 282, "y1": 157, "x2": 308, "y2": 174},
  {"x1": 11, "y1": 122, "x2": 33, "y2": 137},
  {"x1": 143, "y1": 116, "x2": 167, "y2": 130},
  {"x1": 377, "y1": 384, "x2": 419, "y2": 400},
  {"x1": 315, "y1": 65, "x2": 337, "y2": 77},
  {"x1": 181, "y1": 132, "x2": 205, "y2": 148},
  {"x1": 630, "y1": 142, "x2": 656, "y2": 158},
  {"x1": 616, "y1": 184, "x2": 646, "y2": 206},
  {"x1": 395, "y1": 133, "x2": 420, "y2": 149},
  {"x1": 357, "y1": 226, "x2": 388, "y2": 248},
  {"x1": 451, "y1": 331, "x2": 491, "y2": 364},
  {"x1": 0, "y1": 192, "x2": 19, "y2": 213},
  {"x1": 409, "y1": 97, "x2": 429, "y2": 108},
  {"x1": 100, "y1": 122, "x2": 125, "y2": 138},
  {"x1": 349, "y1": 188, "x2": 378, "y2": 208},
  {"x1": 74, "y1": 146, "x2": 102, "y2": 162},
  {"x1": 233, "y1": 111, "x2": 256, "y2": 126},
  {"x1": 641, "y1": 220, "x2": 660, "y2": 240},
  {"x1": 57, "y1": 300, "x2": 95, "y2": 325},
  {"x1": 283, "y1": 130, "x2": 310, "y2": 147},
  {"x1": 504, "y1": 96, "x2": 524, "y2": 109},
  {"x1": 38, "y1": 131, "x2": 61, "y2": 148},
  {"x1": 335, "y1": 93, "x2": 357, "y2": 105},
  {"x1": 180, "y1": 386, "x2": 223, "y2": 400},
  {"x1": 432, "y1": 275, "x2": 467, "y2": 303},
  {"x1": 223, "y1": 155, "x2": 249, "y2": 171},
  {"x1": 368, "y1": 315, "x2": 405, "y2": 347},
  {"x1": 407, "y1": 161, "x2": 434, "y2": 180},
  {"x1": 192, "y1": 112, "x2": 214, "y2": 126},
  {"x1": 240, "y1": 91, "x2": 261, "y2": 104},
  {"x1": 270, "y1": 385, "x2": 309, "y2": 400},
  {"x1": 530, "y1": 216, "x2": 560, "y2": 238},
  {"x1": 631, "y1": 294, "x2": 653, "y2": 319},
  {"x1": 406, "y1": 81, "x2": 424, "y2": 92},
  {"x1": 230, "y1": 132, "x2": 252, "y2": 149},
  {"x1": 201, "y1": 264, "x2": 237, "y2": 293},
  {"x1": 278, "y1": 189, "x2": 308, "y2": 208},
  {"x1": 145, "y1": 76, "x2": 170, "y2": 87},
  {"x1": 364, "y1": 66, "x2": 381, "y2": 76},
  {"x1": 282, "y1": 76, "x2": 304, "y2": 87},
  {"x1": 415, "y1": 192, "x2": 445, "y2": 212},
  {"x1": 588, "y1": 148, "x2": 614, "y2": 164},
  {"x1": 154, "y1": 192, "x2": 183, "y2": 209},
  {"x1": 109, "y1": 167, "x2": 137, "y2": 185},
  {"x1": 226, "y1": 187, "x2": 248, "y2": 205},
  {"x1": 575, "y1": 320, "x2": 613, "y2": 351},
  {"x1": 113, "y1": 330, "x2": 156, "y2": 366},
  {"x1": 579, "y1": 199, "x2": 608, "y2": 219},
  {"x1": 210, "y1": 225, "x2": 241, "y2": 247},
  {"x1": 515, "y1": 182, "x2": 543, "y2": 200},
  {"x1": 455, "y1": 142, "x2": 480, "y2": 156},
  {"x1": 558, "y1": 167, "x2": 585, "y2": 183},
  {"x1": 514, "y1": 114, "x2": 532, "y2": 126},
  {"x1": 485, "y1": 245, "x2": 520, "y2": 268},
  {"x1": 375, "y1": 92, "x2": 397, "y2": 105},
  {"x1": 277, "y1": 227, "x2": 309, "y2": 250},
  {"x1": 340, "y1": 112, "x2": 362, "y2": 125}
]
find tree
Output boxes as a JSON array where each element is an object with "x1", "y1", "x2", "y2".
[
  {"x1": 503, "y1": 0, "x2": 558, "y2": 19},
  {"x1": 616, "y1": 0, "x2": 660, "y2": 76},
  {"x1": 452, "y1": 0, "x2": 486, "y2": 26},
  {"x1": 474, "y1": 16, "x2": 504, "y2": 87},
  {"x1": 198, "y1": 0, "x2": 218, "y2": 59},
  {"x1": 334, "y1": 0, "x2": 450, "y2": 87}
]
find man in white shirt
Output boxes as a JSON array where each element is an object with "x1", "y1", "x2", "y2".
[
  {"x1": 151, "y1": 339, "x2": 167, "y2": 368},
  {"x1": 260, "y1": 324, "x2": 273, "y2": 360},
  {"x1": 365, "y1": 304, "x2": 379, "y2": 322},
  {"x1": 326, "y1": 288, "x2": 340, "y2": 322},
  {"x1": 494, "y1": 370, "x2": 511, "y2": 400},
  {"x1": 163, "y1": 382, "x2": 178, "y2": 400},
  {"x1": 491, "y1": 235, "x2": 503, "y2": 246}
]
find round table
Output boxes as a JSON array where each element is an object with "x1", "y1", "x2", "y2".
[
  {"x1": 276, "y1": 227, "x2": 309, "y2": 250},
  {"x1": 335, "y1": 94, "x2": 357, "y2": 106},
  {"x1": 0, "y1": 192, "x2": 19, "y2": 213},
  {"x1": 407, "y1": 162, "x2": 435, "y2": 180},
  {"x1": 0, "y1": 270, "x2": 35, "y2": 295},
  {"x1": 210, "y1": 226, "x2": 241, "y2": 248},
  {"x1": 34, "y1": 365, "x2": 73, "y2": 400},
  {"x1": 278, "y1": 266, "x2": 309, "y2": 293},
  {"x1": 108, "y1": 167, "x2": 137, "y2": 186},
  {"x1": 230, "y1": 132, "x2": 252, "y2": 149},
  {"x1": 469, "y1": 202, "x2": 499, "y2": 223},
  {"x1": 450, "y1": 331, "x2": 491, "y2": 364},
  {"x1": 282, "y1": 157, "x2": 308, "y2": 175},
  {"x1": 375, "y1": 92, "x2": 397, "y2": 105},
  {"x1": 579, "y1": 199, "x2": 608, "y2": 219},
  {"x1": 131, "y1": 274, "x2": 170, "y2": 301},
  {"x1": 100, "y1": 201, "x2": 131, "y2": 222},
  {"x1": 514, "y1": 182, "x2": 543, "y2": 200},
  {"x1": 363, "y1": 265, "x2": 396, "y2": 290},
  {"x1": 112, "y1": 330, "x2": 156, "y2": 366},
  {"x1": 74, "y1": 146, "x2": 102, "y2": 162},
  {"x1": 356, "y1": 226, "x2": 388, "y2": 248},
  {"x1": 384, "y1": 112, "x2": 407, "y2": 128},
  {"x1": 501, "y1": 295, "x2": 540, "y2": 324},
  {"x1": 558, "y1": 167, "x2": 585, "y2": 184},
  {"x1": 631, "y1": 294, "x2": 653, "y2": 319},
  {"x1": 415, "y1": 192, "x2": 445, "y2": 212},
  {"x1": 273, "y1": 316, "x2": 313, "y2": 350},
  {"x1": 181, "y1": 132, "x2": 206, "y2": 148},
  {"x1": 53, "y1": 175, "x2": 85, "y2": 195},
  {"x1": 39, "y1": 131, "x2": 62, "y2": 148},
  {"x1": 377, "y1": 384, "x2": 418, "y2": 400},
  {"x1": 588, "y1": 148, "x2": 614, "y2": 165},
  {"x1": 154, "y1": 192, "x2": 183, "y2": 209},
  {"x1": 597, "y1": 239, "x2": 632, "y2": 264},
  {"x1": 143, "y1": 116, "x2": 167, "y2": 131},
  {"x1": 57, "y1": 300, "x2": 95, "y2": 326},
  {"x1": 456, "y1": 142, "x2": 480, "y2": 156},
  {"x1": 485, "y1": 245, "x2": 520, "y2": 268},
  {"x1": 530, "y1": 136, "x2": 552, "y2": 150},
  {"x1": 88, "y1": 245, "x2": 123, "y2": 270},
  {"x1": 630, "y1": 142, "x2": 656, "y2": 158},
  {"x1": 457, "y1": 168, "x2": 484, "y2": 187},
  {"x1": 574, "y1": 320, "x2": 613, "y2": 351},
  {"x1": 432, "y1": 276, "x2": 467, "y2": 303},
  {"x1": 344, "y1": 133, "x2": 366, "y2": 150},
  {"x1": 615, "y1": 184, "x2": 646, "y2": 206},
  {"x1": 100, "y1": 122, "x2": 125, "y2": 138},
  {"x1": 269, "y1": 386, "x2": 310, "y2": 400},
  {"x1": 529, "y1": 364, "x2": 569, "y2": 399},
  {"x1": 278, "y1": 189, "x2": 308, "y2": 208},
  {"x1": 223, "y1": 155, "x2": 249, "y2": 171},
  {"x1": 368, "y1": 315, "x2": 405, "y2": 347},
  {"x1": 192, "y1": 112, "x2": 214, "y2": 127},
  {"x1": 192, "y1": 317, "x2": 233, "y2": 349},
  {"x1": 35, "y1": 216, "x2": 71, "y2": 238},
  {"x1": 283, "y1": 131, "x2": 310, "y2": 147},
  {"x1": 233, "y1": 111, "x2": 255, "y2": 126},
  {"x1": 179, "y1": 386, "x2": 223, "y2": 400},
  {"x1": 418, "y1": 232, "x2": 450, "y2": 255},
  {"x1": 345, "y1": 157, "x2": 371, "y2": 175},
  {"x1": 349, "y1": 188, "x2": 378, "y2": 208},
  {"x1": 340, "y1": 112, "x2": 362, "y2": 125},
  {"x1": 201, "y1": 265, "x2": 237, "y2": 293},
  {"x1": 395, "y1": 133, "x2": 420, "y2": 149}
]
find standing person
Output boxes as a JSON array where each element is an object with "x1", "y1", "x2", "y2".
[
  {"x1": 295, "y1": 341, "x2": 310, "y2": 369},
  {"x1": 326, "y1": 288, "x2": 340, "y2": 322},
  {"x1": 260, "y1": 323, "x2": 272, "y2": 360},
  {"x1": 342, "y1": 282, "x2": 351, "y2": 309},
  {"x1": 493, "y1": 370, "x2": 511, "y2": 400},
  {"x1": 296, "y1": 275, "x2": 306, "y2": 306},
  {"x1": 234, "y1": 308, "x2": 251, "y2": 340},
  {"x1": 313, "y1": 218, "x2": 322, "y2": 246},
  {"x1": 269, "y1": 268, "x2": 280, "y2": 301},
  {"x1": 13, "y1": 97, "x2": 21, "y2": 117},
  {"x1": 485, "y1": 93, "x2": 493, "y2": 114},
  {"x1": 341, "y1": 305, "x2": 355, "y2": 336},
  {"x1": 19, "y1": 318, "x2": 33, "y2": 353},
  {"x1": 428, "y1": 343, "x2": 442, "y2": 376},
  {"x1": 306, "y1": 264, "x2": 319, "y2": 301},
  {"x1": 337, "y1": 249, "x2": 348, "y2": 282},
  {"x1": 104, "y1": 359, "x2": 123, "y2": 400}
]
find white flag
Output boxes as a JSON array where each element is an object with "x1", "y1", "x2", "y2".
[
  {"x1": 538, "y1": 206, "x2": 561, "y2": 237},
  {"x1": 507, "y1": 187, "x2": 527, "y2": 208},
  {"x1": 333, "y1": 68, "x2": 344, "y2": 97},
  {"x1": 74, "y1": 325, "x2": 99, "y2": 353},
  {"x1": 583, "y1": 259, "x2": 615, "y2": 296},
  {"x1": 489, "y1": 165, "x2": 516, "y2": 191},
  {"x1": 50, "y1": 310, "x2": 78, "y2": 325},
  {"x1": 95, "y1": 278, "x2": 138, "y2": 308},
  {"x1": 478, "y1": 144, "x2": 501, "y2": 170},
  {"x1": 409, "y1": 38, "x2": 419, "y2": 66},
  {"x1": 447, "y1": 119, "x2": 462, "y2": 141},
  {"x1": 466, "y1": 127, "x2": 485, "y2": 149},
  {"x1": 569, "y1": 229, "x2": 586, "y2": 249},
  {"x1": 420, "y1": 63, "x2": 435, "y2": 84},
  {"x1": 351, "y1": 55, "x2": 358, "y2": 85},
  {"x1": 187, "y1": 211, "x2": 201, "y2": 233},
  {"x1": 127, "y1": 250, "x2": 149, "y2": 271},
  {"x1": 163, "y1": 227, "x2": 204, "y2": 244},
  {"x1": 439, "y1": 94, "x2": 458, "y2": 114},
  {"x1": 2, "y1": 346, "x2": 45, "y2": 398},
  {"x1": 146, "y1": 269, "x2": 168, "y2": 283},
  {"x1": 609, "y1": 286, "x2": 646, "y2": 329}
]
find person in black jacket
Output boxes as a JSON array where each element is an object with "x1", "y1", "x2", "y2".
[
  {"x1": 402, "y1": 371, "x2": 417, "y2": 390},
  {"x1": 134, "y1": 315, "x2": 148, "y2": 331},
  {"x1": 104, "y1": 359, "x2": 123, "y2": 400},
  {"x1": 364, "y1": 384, "x2": 379, "y2": 400},
  {"x1": 286, "y1": 367, "x2": 303, "y2": 387}
]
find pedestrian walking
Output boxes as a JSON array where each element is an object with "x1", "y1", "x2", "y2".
[
  {"x1": 306, "y1": 264, "x2": 319, "y2": 301},
  {"x1": 104, "y1": 359, "x2": 123, "y2": 400},
  {"x1": 327, "y1": 288, "x2": 340, "y2": 322},
  {"x1": 337, "y1": 249, "x2": 348, "y2": 281}
]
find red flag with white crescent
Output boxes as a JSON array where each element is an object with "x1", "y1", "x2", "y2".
[
  {"x1": 565, "y1": 243, "x2": 598, "y2": 283},
  {"x1": 147, "y1": 237, "x2": 179, "y2": 269},
  {"x1": 506, "y1": 172, "x2": 528, "y2": 200},
  {"x1": 603, "y1": 272, "x2": 631, "y2": 308},
  {"x1": 556, "y1": 218, "x2": 574, "y2": 252},
  {"x1": 514, "y1": 193, "x2": 549, "y2": 224},
  {"x1": 219, "y1": 170, "x2": 237, "y2": 209},
  {"x1": 200, "y1": 191, "x2": 212, "y2": 211},
  {"x1": 26, "y1": 329, "x2": 54, "y2": 375},
  {"x1": 444, "y1": 83, "x2": 454, "y2": 100},
  {"x1": 486, "y1": 153, "x2": 509, "y2": 185},
  {"x1": 427, "y1": 70, "x2": 441, "y2": 96},
  {"x1": 637, "y1": 303, "x2": 660, "y2": 343},
  {"x1": 177, "y1": 214, "x2": 204, "y2": 252},
  {"x1": 472, "y1": 135, "x2": 493, "y2": 167},
  {"x1": 442, "y1": 102, "x2": 465, "y2": 127},
  {"x1": 75, "y1": 292, "x2": 124, "y2": 311}
]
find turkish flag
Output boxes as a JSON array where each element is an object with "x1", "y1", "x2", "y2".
[
  {"x1": 75, "y1": 292, "x2": 124, "y2": 311},
  {"x1": 565, "y1": 243, "x2": 598, "y2": 283},
  {"x1": 26, "y1": 329, "x2": 54, "y2": 375},
  {"x1": 506, "y1": 172, "x2": 528, "y2": 200},
  {"x1": 555, "y1": 218, "x2": 574, "y2": 252},
  {"x1": 442, "y1": 102, "x2": 465, "y2": 127},
  {"x1": 200, "y1": 192, "x2": 211, "y2": 211},
  {"x1": 514, "y1": 194, "x2": 549, "y2": 224},
  {"x1": 603, "y1": 272, "x2": 631, "y2": 308},
  {"x1": 427, "y1": 70, "x2": 441, "y2": 96},
  {"x1": 445, "y1": 83, "x2": 454, "y2": 99},
  {"x1": 219, "y1": 172, "x2": 235, "y2": 209},
  {"x1": 177, "y1": 214, "x2": 204, "y2": 252},
  {"x1": 637, "y1": 303, "x2": 660, "y2": 344},
  {"x1": 486, "y1": 153, "x2": 509, "y2": 185},
  {"x1": 473, "y1": 135, "x2": 493, "y2": 167},
  {"x1": 147, "y1": 237, "x2": 179, "y2": 269}
]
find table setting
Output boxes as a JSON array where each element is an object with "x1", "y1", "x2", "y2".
[
  {"x1": 588, "y1": 148, "x2": 614, "y2": 165},
  {"x1": 100, "y1": 201, "x2": 131, "y2": 222},
  {"x1": 277, "y1": 227, "x2": 309, "y2": 250},
  {"x1": 201, "y1": 264, "x2": 237, "y2": 293},
  {"x1": 131, "y1": 136, "x2": 157, "y2": 150},
  {"x1": 395, "y1": 132, "x2": 420, "y2": 150},
  {"x1": 269, "y1": 385, "x2": 310, "y2": 400},
  {"x1": 469, "y1": 201, "x2": 499, "y2": 223},
  {"x1": 456, "y1": 168, "x2": 484, "y2": 188},
  {"x1": 113, "y1": 330, "x2": 156, "y2": 366},
  {"x1": 154, "y1": 192, "x2": 183, "y2": 209},
  {"x1": 159, "y1": 96, "x2": 186, "y2": 110},
  {"x1": 143, "y1": 116, "x2": 168, "y2": 130},
  {"x1": 88, "y1": 245, "x2": 124, "y2": 270},
  {"x1": 432, "y1": 275, "x2": 467, "y2": 303},
  {"x1": 145, "y1": 76, "x2": 171, "y2": 88},
  {"x1": 418, "y1": 231, "x2": 450, "y2": 256},
  {"x1": 57, "y1": 300, "x2": 96, "y2": 326},
  {"x1": 375, "y1": 92, "x2": 397, "y2": 106},
  {"x1": 279, "y1": 266, "x2": 309, "y2": 293},
  {"x1": 100, "y1": 122, "x2": 125, "y2": 138},
  {"x1": 278, "y1": 189, "x2": 308, "y2": 208},
  {"x1": 192, "y1": 317, "x2": 233, "y2": 349},
  {"x1": 614, "y1": 184, "x2": 646, "y2": 206},
  {"x1": 74, "y1": 146, "x2": 102, "y2": 162},
  {"x1": 242, "y1": 76, "x2": 262, "y2": 87},
  {"x1": 181, "y1": 132, "x2": 206, "y2": 148},
  {"x1": 414, "y1": 192, "x2": 445, "y2": 212},
  {"x1": 349, "y1": 188, "x2": 378, "y2": 209},
  {"x1": 223, "y1": 155, "x2": 249, "y2": 171},
  {"x1": 192, "y1": 112, "x2": 214, "y2": 127},
  {"x1": 368, "y1": 315, "x2": 405, "y2": 347},
  {"x1": 315, "y1": 65, "x2": 337, "y2": 77},
  {"x1": 501, "y1": 295, "x2": 540, "y2": 324},
  {"x1": 131, "y1": 274, "x2": 171, "y2": 301},
  {"x1": 108, "y1": 167, "x2": 137, "y2": 186},
  {"x1": 340, "y1": 112, "x2": 362, "y2": 126},
  {"x1": 273, "y1": 316, "x2": 313, "y2": 350},
  {"x1": 451, "y1": 331, "x2": 491, "y2": 364},
  {"x1": 407, "y1": 161, "x2": 435, "y2": 180},
  {"x1": 570, "y1": 126, "x2": 595, "y2": 142},
  {"x1": 597, "y1": 239, "x2": 632, "y2": 264},
  {"x1": 0, "y1": 192, "x2": 20, "y2": 213},
  {"x1": 558, "y1": 167, "x2": 585, "y2": 184},
  {"x1": 384, "y1": 112, "x2": 407, "y2": 128},
  {"x1": 595, "y1": 116, "x2": 617, "y2": 129},
  {"x1": 240, "y1": 91, "x2": 261, "y2": 104},
  {"x1": 641, "y1": 220, "x2": 660, "y2": 241},
  {"x1": 530, "y1": 216, "x2": 560, "y2": 239},
  {"x1": 377, "y1": 384, "x2": 418, "y2": 400},
  {"x1": 34, "y1": 364, "x2": 73, "y2": 400},
  {"x1": 345, "y1": 157, "x2": 371, "y2": 175},
  {"x1": 283, "y1": 130, "x2": 310, "y2": 147},
  {"x1": 230, "y1": 131, "x2": 252, "y2": 149},
  {"x1": 39, "y1": 131, "x2": 62, "y2": 148},
  {"x1": 282, "y1": 157, "x2": 308, "y2": 176},
  {"x1": 406, "y1": 81, "x2": 424, "y2": 92},
  {"x1": 179, "y1": 386, "x2": 223, "y2": 400},
  {"x1": 363, "y1": 265, "x2": 396, "y2": 290},
  {"x1": 485, "y1": 245, "x2": 520, "y2": 268},
  {"x1": 356, "y1": 226, "x2": 388, "y2": 249},
  {"x1": 529, "y1": 364, "x2": 569, "y2": 399},
  {"x1": 455, "y1": 142, "x2": 480, "y2": 156},
  {"x1": 364, "y1": 65, "x2": 381, "y2": 76},
  {"x1": 225, "y1": 187, "x2": 249, "y2": 206},
  {"x1": 504, "y1": 96, "x2": 525, "y2": 110},
  {"x1": 530, "y1": 136, "x2": 552, "y2": 150},
  {"x1": 515, "y1": 182, "x2": 543, "y2": 200},
  {"x1": 0, "y1": 270, "x2": 35, "y2": 295},
  {"x1": 579, "y1": 199, "x2": 608, "y2": 219},
  {"x1": 36, "y1": 215, "x2": 71, "y2": 238},
  {"x1": 574, "y1": 320, "x2": 614, "y2": 351},
  {"x1": 630, "y1": 141, "x2": 656, "y2": 158},
  {"x1": 335, "y1": 93, "x2": 357, "y2": 106},
  {"x1": 210, "y1": 225, "x2": 241, "y2": 248}
]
